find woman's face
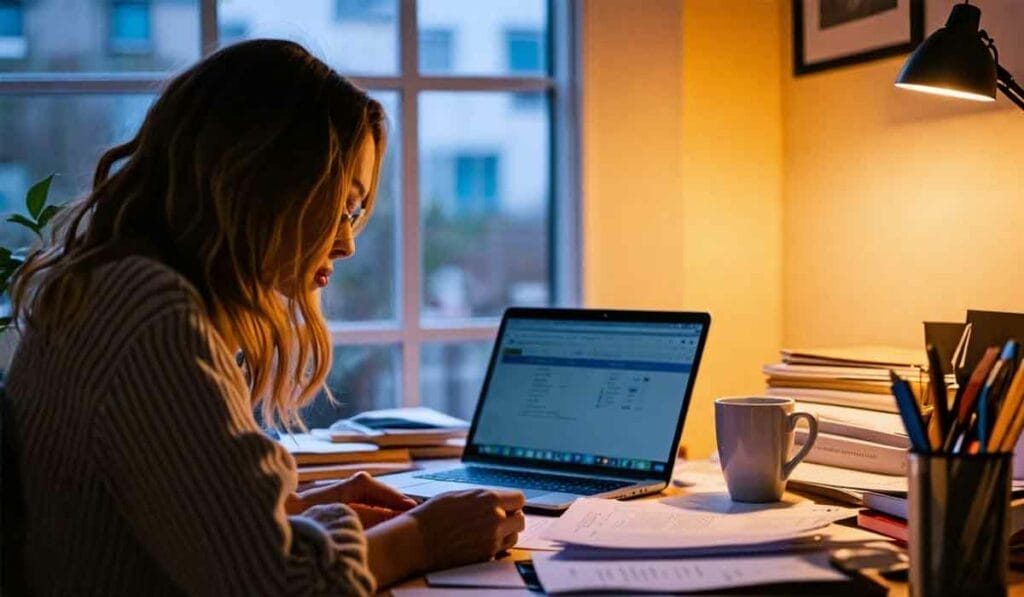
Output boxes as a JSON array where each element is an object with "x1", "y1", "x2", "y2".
[{"x1": 313, "y1": 134, "x2": 377, "y2": 289}]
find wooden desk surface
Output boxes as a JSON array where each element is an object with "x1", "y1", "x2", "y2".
[{"x1": 386, "y1": 460, "x2": 1024, "y2": 596}]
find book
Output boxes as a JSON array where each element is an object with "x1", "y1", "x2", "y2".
[
  {"x1": 781, "y1": 346, "x2": 926, "y2": 369},
  {"x1": 409, "y1": 438, "x2": 466, "y2": 460},
  {"x1": 856, "y1": 510, "x2": 909, "y2": 544},
  {"x1": 316, "y1": 407, "x2": 470, "y2": 447},
  {"x1": 859, "y1": 493, "x2": 1024, "y2": 546},
  {"x1": 277, "y1": 433, "x2": 411, "y2": 466},
  {"x1": 794, "y1": 401, "x2": 909, "y2": 449},
  {"x1": 766, "y1": 387, "x2": 901, "y2": 413},
  {"x1": 296, "y1": 461, "x2": 416, "y2": 483},
  {"x1": 794, "y1": 429, "x2": 908, "y2": 476}
]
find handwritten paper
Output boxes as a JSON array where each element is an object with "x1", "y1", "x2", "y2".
[
  {"x1": 542, "y1": 497, "x2": 847, "y2": 550},
  {"x1": 515, "y1": 515, "x2": 561, "y2": 551},
  {"x1": 532, "y1": 553, "x2": 847, "y2": 594}
]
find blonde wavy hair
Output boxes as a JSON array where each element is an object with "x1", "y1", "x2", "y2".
[{"x1": 12, "y1": 40, "x2": 386, "y2": 429}]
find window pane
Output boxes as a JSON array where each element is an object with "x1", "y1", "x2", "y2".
[
  {"x1": 0, "y1": 1, "x2": 197, "y2": 72},
  {"x1": 218, "y1": 0, "x2": 397, "y2": 75},
  {"x1": 320, "y1": 91, "x2": 399, "y2": 323},
  {"x1": 420, "y1": 340, "x2": 492, "y2": 420},
  {"x1": 300, "y1": 344, "x2": 401, "y2": 428},
  {"x1": 0, "y1": 94, "x2": 152, "y2": 251},
  {"x1": 420, "y1": 91, "x2": 551, "y2": 321},
  {"x1": 417, "y1": 0, "x2": 547, "y2": 76}
]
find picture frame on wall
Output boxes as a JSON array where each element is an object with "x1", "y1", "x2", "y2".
[{"x1": 794, "y1": 0, "x2": 925, "y2": 75}]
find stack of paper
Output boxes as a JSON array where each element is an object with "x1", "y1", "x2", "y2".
[
  {"x1": 540, "y1": 497, "x2": 854, "y2": 555},
  {"x1": 312, "y1": 407, "x2": 469, "y2": 460},
  {"x1": 762, "y1": 346, "x2": 935, "y2": 478},
  {"x1": 276, "y1": 433, "x2": 413, "y2": 482}
]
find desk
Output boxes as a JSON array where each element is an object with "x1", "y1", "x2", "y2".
[{"x1": 387, "y1": 459, "x2": 1024, "y2": 596}]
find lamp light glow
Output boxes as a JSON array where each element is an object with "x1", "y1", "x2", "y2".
[
  {"x1": 894, "y1": 83, "x2": 995, "y2": 102},
  {"x1": 895, "y1": 2, "x2": 1024, "y2": 111}
]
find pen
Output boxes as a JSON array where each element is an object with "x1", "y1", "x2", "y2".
[
  {"x1": 980, "y1": 341, "x2": 1019, "y2": 452},
  {"x1": 890, "y1": 370, "x2": 930, "y2": 452},
  {"x1": 989, "y1": 361, "x2": 1024, "y2": 450},
  {"x1": 944, "y1": 346, "x2": 1001, "y2": 453}
]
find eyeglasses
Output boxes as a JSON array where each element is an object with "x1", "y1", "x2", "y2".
[{"x1": 341, "y1": 200, "x2": 367, "y2": 229}]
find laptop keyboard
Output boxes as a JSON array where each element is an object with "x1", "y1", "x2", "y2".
[{"x1": 415, "y1": 467, "x2": 633, "y2": 495}]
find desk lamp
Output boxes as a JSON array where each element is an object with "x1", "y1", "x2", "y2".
[{"x1": 895, "y1": 2, "x2": 1024, "y2": 111}]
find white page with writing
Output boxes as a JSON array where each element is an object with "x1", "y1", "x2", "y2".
[
  {"x1": 541, "y1": 497, "x2": 847, "y2": 549},
  {"x1": 515, "y1": 515, "x2": 562, "y2": 551},
  {"x1": 532, "y1": 553, "x2": 847, "y2": 594}
]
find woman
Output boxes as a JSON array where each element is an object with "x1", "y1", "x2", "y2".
[{"x1": 5, "y1": 40, "x2": 524, "y2": 595}]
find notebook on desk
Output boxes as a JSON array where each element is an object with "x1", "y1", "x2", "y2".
[{"x1": 381, "y1": 307, "x2": 711, "y2": 511}]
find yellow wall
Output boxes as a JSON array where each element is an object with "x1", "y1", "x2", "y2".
[
  {"x1": 582, "y1": 0, "x2": 784, "y2": 458},
  {"x1": 782, "y1": 7, "x2": 1024, "y2": 349}
]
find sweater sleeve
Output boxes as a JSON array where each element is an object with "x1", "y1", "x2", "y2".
[{"x1": 91, "y1": 303, "x2": 376, "y2": 596}]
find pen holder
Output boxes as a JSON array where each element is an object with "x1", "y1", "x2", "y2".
[{"x1": 909, "y1": 452, "x2": 1011, "y2": 597}]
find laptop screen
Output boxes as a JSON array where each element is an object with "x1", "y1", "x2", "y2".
[{"x1": 464, "y1": 310, "x2": 709, "y2": 479}]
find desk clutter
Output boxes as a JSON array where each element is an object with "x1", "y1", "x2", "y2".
[
  {"x1": 420, "y1": 460, "x2": 893, "y2": 594},
  {"x1": 274, "y1": 407, "x2": 469, "y2": 483}
]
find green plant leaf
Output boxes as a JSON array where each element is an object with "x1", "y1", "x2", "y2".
[
  {"x1": 7, "y1": 214, "x2": 41, "y2": 236},
  {"x1": 37, "y1": 204, "x2": 61, "y2": 229},
  {"x1": 26, "y1": 174, "x2": 54, "y2": 220}
]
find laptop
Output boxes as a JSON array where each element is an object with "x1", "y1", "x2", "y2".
[{"x1": 383, "y1": 307, "x2": 711, "y2": 512}]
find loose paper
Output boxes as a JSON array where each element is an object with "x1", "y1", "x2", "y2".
[
  {"x1": 532, "y1": 553, "x2": 847, "y2": 594},
  {"x1": 516, "y1": 515, "x2": 561, "y2": 551},
  {"x1": 426, "y1": 560, "x2": 526, "y2": 589},
  {"x1": 541, "y1": 497, "x2": 848, "y2": 550}
]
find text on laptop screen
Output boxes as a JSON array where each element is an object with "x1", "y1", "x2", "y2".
[{"x1": 469, "y1": 318, "x2": 705, "y2": 474}]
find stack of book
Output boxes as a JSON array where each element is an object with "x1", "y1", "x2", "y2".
[
  {"x1": 763, "y1": 346, "x2": 927, "y2": 478},
  {"x1": 280, "y1": 407, "x2": 470, "y2": 482}
]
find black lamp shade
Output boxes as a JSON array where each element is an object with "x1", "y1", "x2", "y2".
[{"x1": 895, "y1": 3, "x2": 996, "y2": 101}]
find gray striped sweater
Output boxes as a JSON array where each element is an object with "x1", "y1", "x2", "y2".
[{"x1": 5, "y1": 255, "x2": 376, "y2": 596}]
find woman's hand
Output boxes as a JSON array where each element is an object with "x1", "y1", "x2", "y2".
[
  {"x1": 288, "y1": 472, "x2": 418, "y2": 528},
  {"x1": 364, "y1": 488, "x2": 526, "y2": 588}
]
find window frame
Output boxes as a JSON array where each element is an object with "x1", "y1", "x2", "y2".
[{"x1": 0, "y1": 0, "x2": 582, "y2": 411}]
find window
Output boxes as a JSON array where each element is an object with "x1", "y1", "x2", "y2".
[
  {"x1": 0, "y1": 1, "x2": 579, "y2": 427},
  {"x1": 506, "y1": 29, "x2": 544, "y2": 74},
  {"x1": 418, "y1": 28, "x2": 451, "y2": 73},
  {"x1": 335, "y1": 0, "x2": 396, "y2": 22},
  {"x1": 110, "y1": 0, "x2": 152, "y2": 54},
  {"x1": 0, "y1": 1, "x2": 25, "y2": 59},
  {"x1": 454, "y1": 155, "x2": 498, "y2": 214}
]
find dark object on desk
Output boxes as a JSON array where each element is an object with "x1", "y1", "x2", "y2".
[
  {"x1": 895, "y1": 1, "x2": 1024, "y2": 111},
  {"x1": 924, "y1": 322, "x2": 967, "y2": 375},
  {"x1": 909, "y1": 452, "x2": 1011, "y2": 597},
  {"x1": 964, "y1": 311, "x2": 1024, "y2": 379}
]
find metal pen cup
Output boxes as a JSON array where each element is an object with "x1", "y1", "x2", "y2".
[{"x1": 909, "y1": 452, "x2": 1011, "y2": 597}]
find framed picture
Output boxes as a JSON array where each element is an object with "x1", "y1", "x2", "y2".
[{"x1": 794, "y1": 0, "x2": 925, "y2": 75}]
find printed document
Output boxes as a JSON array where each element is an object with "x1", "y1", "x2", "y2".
[
  {"x1": 542, "y1": 497, "x2": 848, "y2": 549},
  {"x1": 532, "y1": 553, "x2": 847, "y2": 594}
]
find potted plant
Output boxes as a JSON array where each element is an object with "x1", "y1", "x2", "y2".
[{"x1": 1, "y1": 175, "x2": 63, "y2": 332}]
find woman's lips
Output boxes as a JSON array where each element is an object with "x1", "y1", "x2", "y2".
[{"x1": 314, "y1": 268, "x2": 332, "y2": 288}]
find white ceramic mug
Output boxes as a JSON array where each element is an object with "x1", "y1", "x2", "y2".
[{"x1": 715, "y1": 396, "x2": 819, "y2": 503}]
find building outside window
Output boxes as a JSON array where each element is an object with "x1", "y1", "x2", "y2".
[
  {"x1": 109, "y1": 0, "x2": 152, "y2": 54},
  {"x1": 0, "y1": 0, "x2": 26, "y2": 59},
  {"x1": 0, "y1": 0, "x2": 579, "y2": 426},
  {"x1": 418, "y1": 28, "x2": 451, "y2": 73}
]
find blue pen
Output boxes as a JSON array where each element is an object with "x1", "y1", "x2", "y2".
[
  {"x1": 979, "y1": 341, "x2": 1019, "y2": 453},
  {"x1": 890, "y1": 370, "x2": 931, "y2": 452}
]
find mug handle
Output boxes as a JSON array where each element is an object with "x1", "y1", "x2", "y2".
[{"x1": 781, "y1": 411, "x2": 819, "y2": 480}]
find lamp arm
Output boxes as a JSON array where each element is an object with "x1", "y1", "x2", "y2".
[{"x1": 996, "y1": 64, "x2": 1024, "y2": 112}]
